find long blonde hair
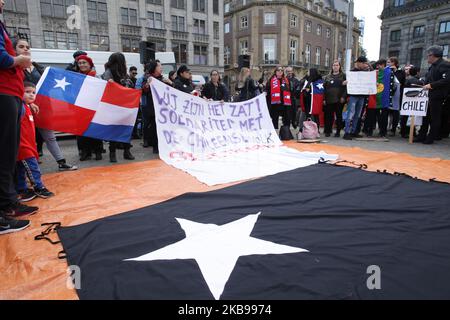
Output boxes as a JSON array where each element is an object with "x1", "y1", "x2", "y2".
[{"x1": 237, "y1": 67, "x2": 250, "y2": 88}]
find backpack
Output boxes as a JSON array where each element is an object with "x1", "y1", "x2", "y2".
[{"x1": 299, "y1": 119, "x2": 320, "y2": 140}]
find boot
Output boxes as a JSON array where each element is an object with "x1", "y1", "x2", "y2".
[
  {"x1": 123, "y1": 148, "x2": 135, "y2": 160},
  {"x1": 109, "y1": 152, "x2": 117, "y2": 163},
  {"x1": 80, "y1": 151, "x2": 91, "y2": 161}
]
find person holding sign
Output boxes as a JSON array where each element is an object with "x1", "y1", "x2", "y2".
[
  {"x1": 343, "y1": 57, "x2": 370, "y2": 140},
  {"x1": 415, "y1": 46, "x2": 450, "y2": 144},
  {"x1": 400, "y1": 66, "x2": 423, "y2": 138}
]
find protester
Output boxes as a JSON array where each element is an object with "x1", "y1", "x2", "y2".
[
  {"x1": 299, "y1": 68, "x2": 323, "y2": 134},
  {"x1": 323, "y1": 60, "x2": 347, "y2": 137},
  {"x1": 174, "y1": 65, "x2": 195, "y2": 94},
  {"x1": 66, "y1": 50, "x2": 87, "y2": 72},
  {"x1": 414, "y1": 46, "x2": 450, "y2": 144},
  {"x1": 201, "y1": 70, "x2": 230, "y2": 102},
  {"x1": 285, "y1": 67, "x2": 301, "y2": 128},
  {"x1": 168, "y1": 70, "x2": 177, "y2": 84},
  {"x1": 400, "y1": 66, "x2": 424, "y2": 138},
  {"x1": 74, "y1": 54, "x2": 104, "y2": 161},
  {"x1": 128, "y1": 66, "x2": 138, "y2": 88},
  {"x1": 1, "y1": 1, "x2": 38, "y2": 234},
  {"x1": 387, "y1": 57, "x2": 406, "y2": 136},
  {"x1": 235, "y1": 67, "x2": 258, "y2": 102},
  {"x1": 265, "y1": 66, "x2": 293, "y2": 140},
  {"x1": 16, "y1": 82, "x2": 55, "y2": 202},
  {"x1": 14, "y1": 38, "x2": 78, "y2": 170},
  {"x1": 142, "y1": 60, "x2": 165, "y2": 154},
  {"x1": 343, "y1": 57, "x2": 370, "y2": 140},
  {"x1": 102, "y1": 52, "x2": 135, "y2": 162}
]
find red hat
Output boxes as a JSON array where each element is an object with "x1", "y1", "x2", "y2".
[{"x1": 75, "y1": 55, "x2": 94, "y2": 68}]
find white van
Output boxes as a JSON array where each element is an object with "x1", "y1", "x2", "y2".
[{"x1": 29, "y1": 48, "x2": 143, "y2": 77}]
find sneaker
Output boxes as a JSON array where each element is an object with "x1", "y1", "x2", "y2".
[
  {"x1": 6, "y1": 202, "x2": 39, "y2": 217},
  {"x1": 58, "y1": 163, "x2": 78, "y2": 171},
  {"x1": 34, "y1": 187, "x2": 55, "y2": 199},
  {"x1": 18, "y1": 189, "x2": 37, "y2": 202},
  {"x1": 0, "y1": 216, "x2": 30, "y2": 235}
]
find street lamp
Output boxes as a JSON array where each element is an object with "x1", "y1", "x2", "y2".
[{"x1": 345, "y1": 0, "x2": 354, "y2": 72}]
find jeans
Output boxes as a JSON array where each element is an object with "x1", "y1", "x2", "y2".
[
  {"x1": 16, "y1": 157, "x2": 44, "y2": 192},
  {"x1": 344, "y1": 96, "x2": 365, "y2": 134}
]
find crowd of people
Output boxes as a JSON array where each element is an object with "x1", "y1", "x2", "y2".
[{"x1": 1, "y1": 0, "x2": 449, "y2": 235}]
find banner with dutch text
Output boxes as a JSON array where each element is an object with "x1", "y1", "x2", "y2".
[{"x1": 150, "y1": 79, "x2": 338, "y2": 185}]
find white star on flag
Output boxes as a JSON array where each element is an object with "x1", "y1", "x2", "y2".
[
  {"x1": 125, "y1": 212, "x2": 308, "y2": 300},
  {"x1": 316, "y1": 83, "x2": 324, "y2": 90},
  {"x1": 54, "y1": 77, "x2": 71, "y2": 91}
]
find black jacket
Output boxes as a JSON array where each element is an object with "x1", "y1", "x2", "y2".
[
  {"x1": 323, "y1": 72, "x2": 347, "y2": 105},
  {"x1": 201, "y1": 82, "x2": 230, "y2": 101},
  {"x1": 425, "y1": 58, "x2": 450, "y2": 100},
  {"x1": 405, "y1": 75, "x2": 424, "y2": 88},
  {"x1": 24, "y1": 62, "x2": 45, "y2": 85},
  {"x1": 174, "y1": 76, "x2": 194, "y2": 94},
  {"x1": 144, "y1": 75, "x2": 164, "y2": 116},
  {"x1": 235, "y1": 77, "x2": 258, "y2": 102}
]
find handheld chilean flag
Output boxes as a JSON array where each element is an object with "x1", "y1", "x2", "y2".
[
  {"x1": 35, "y1": 67, "x2": 140, "y2": 143},
  {"x1": 310, "y1": 79, "x2": 325, "y2": 116}
]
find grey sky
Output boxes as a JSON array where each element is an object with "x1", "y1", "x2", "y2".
[{"x1": 353, "y1": 0, "x2": 384, "y2": 61}]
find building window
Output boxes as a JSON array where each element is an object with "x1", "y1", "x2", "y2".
[
  {"x1": 148, "y1": 12, "x2": 163, "y2": 29},
  {"x1": 90, "y1": 35, "x2": 110, "y2": 51},
  {"x1": 394, "y1": 0, "x2": 405, "y2": 7},
  {"x1": 213, "y1": 22, "x2": 220, "y2": 40},
  {"x1": 240, "y1": 39, "x2": 248, "y2": 55},
  {"x1": 315, "y1": 47, "x2": 321, "y2": 65},
  {"x1": 40, "y1": 0, "x2": 75, "y2": 18},
  {"x1": 339, "y1": 32, "x2": 343, "y2": 43},
  {"x1": 338, "y1": 51, "x2": 342, "y2": 63},
  {"x1": 172, "y1": 16, "x2": 185, "y2": 32},
  {"x1": 87, "y1": 1, "x2": 108, "y2": 23},
  {"x1": 193, "y1": 0, "x2": 205, "y2": 12},
  {"x1": 290, "y1": 14, "x2": 297, "y2": 28},
  {"x1": 388, "y1": 51, "x2": 400, "y2": 58},
  {"x1": 290, "y1": 39, "x2": 298, "y2": 62},
  {"x1": 305, "y1": 44, "x2": 311, "y2": 64},
  {"x1": 4, "y1": 0, "x2": 27, "y2": 13},
  {"x1": 122, "y1": 37, "x2": 140, "y2": 53},
  {"x1": 224, "y1": 46, "x2": 230, "y2": 65},
  {"x1": 317, "y1": 24, "x2": 322, "y2": 36},
  {"x1": 121, "y1": 7, "x2": 138, "y2": 26},
  {"x1": 224, "y1": 2, "x2": 230, "y2": 13},
  {"x1": 147, "y1": 0, "x2": 162, "y2": 4},
  {"x1": 326, "y1": 28, "x2": 331, "y2": 38},
  {"x1": 410, "y1": 48, "x2": 423, "y2": 68},
  {"x1": 325, "y1": 49, "x2": 330, "y2": 67},
  {"x1": 172, "y1": 42, "x2": 187, "y2": 64},
  {"x1": 306, "y1": 21, "x2": 312, "y2": 33},
  {"x1": 214, "y1": 47, "x2": 220, "y2": 66},
  {"x1": 439, "y1": 21, "x2": 450, "y2": 34},
  {"x1": 6, "y1": 27, "x2": 31, "y2": 44},
  {"x1": 390, "y1": 30, "x2": 401, "y2": 42},
  {"x1": 263, "y1": 38, "x2": 276, "y2": 61},
  {"x1": 43, "y1": 30, "x2": 78, "y2": 49},
  {"x1": 194, "y1": 45, "x2": 208, "y2": 65},
  {"x1": 443, "y1": 45, "x2": 449, "y2": 59},
  {"x1": 413, "y1": 26, "x2": 425, "y2": 38},
  {"x1": 307, "y1": 0, "x2": 312, "y2": 10},
  {"x1": 224, "y1": 22, "x2": 230, "y2": 33},
  {"x1": 264, "y1": 12, "x2": 276, "y2": 25},
  {"x1": 193, "y1": 19, "x2": 206, "y2": 34},
  {"x1": 171, "y1": 0, "x2": 185, "y2": 9},
  {"x1": 240, "y1": 15, "x2": 248, "y2": 29},
  {"x1": 213, "y1": 0, "x2": 219, "y2": 14}
]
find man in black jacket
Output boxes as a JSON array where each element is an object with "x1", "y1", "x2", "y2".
[{"x1": 415, "y1": 46, "x2": 450, "y2": 144}]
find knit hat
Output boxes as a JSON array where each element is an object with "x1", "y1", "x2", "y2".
[
  {"x1": 73, "y1": 50, "x2": 87, "y2": 59},
  {"x1": 75, "y1": 55, "x2": 94, "y2": 68}
]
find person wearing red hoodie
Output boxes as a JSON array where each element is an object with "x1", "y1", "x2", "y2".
[{"x1": 0, "y1": 0, "x2": 38, "y2": 235}]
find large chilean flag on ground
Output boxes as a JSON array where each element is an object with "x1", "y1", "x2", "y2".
[{"x1": 35, "y1": 67, "x2": 140, "y2": 143}]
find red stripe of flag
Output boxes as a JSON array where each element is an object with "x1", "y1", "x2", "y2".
[
  {"x1": 34, "y1": 95, "x2": 96, "y2": 136},
  {"x1": 101, "y1": 81, "x2": 141, "y2": 109}
]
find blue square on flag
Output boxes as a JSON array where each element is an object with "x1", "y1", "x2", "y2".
[{"x1": 37, "y1": 68, "x2": 85, "y2": 105}]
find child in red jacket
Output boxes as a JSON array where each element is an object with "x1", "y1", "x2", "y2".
[{"x1": 16, "y1": 82, "x2": 54, "y2": 202}]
